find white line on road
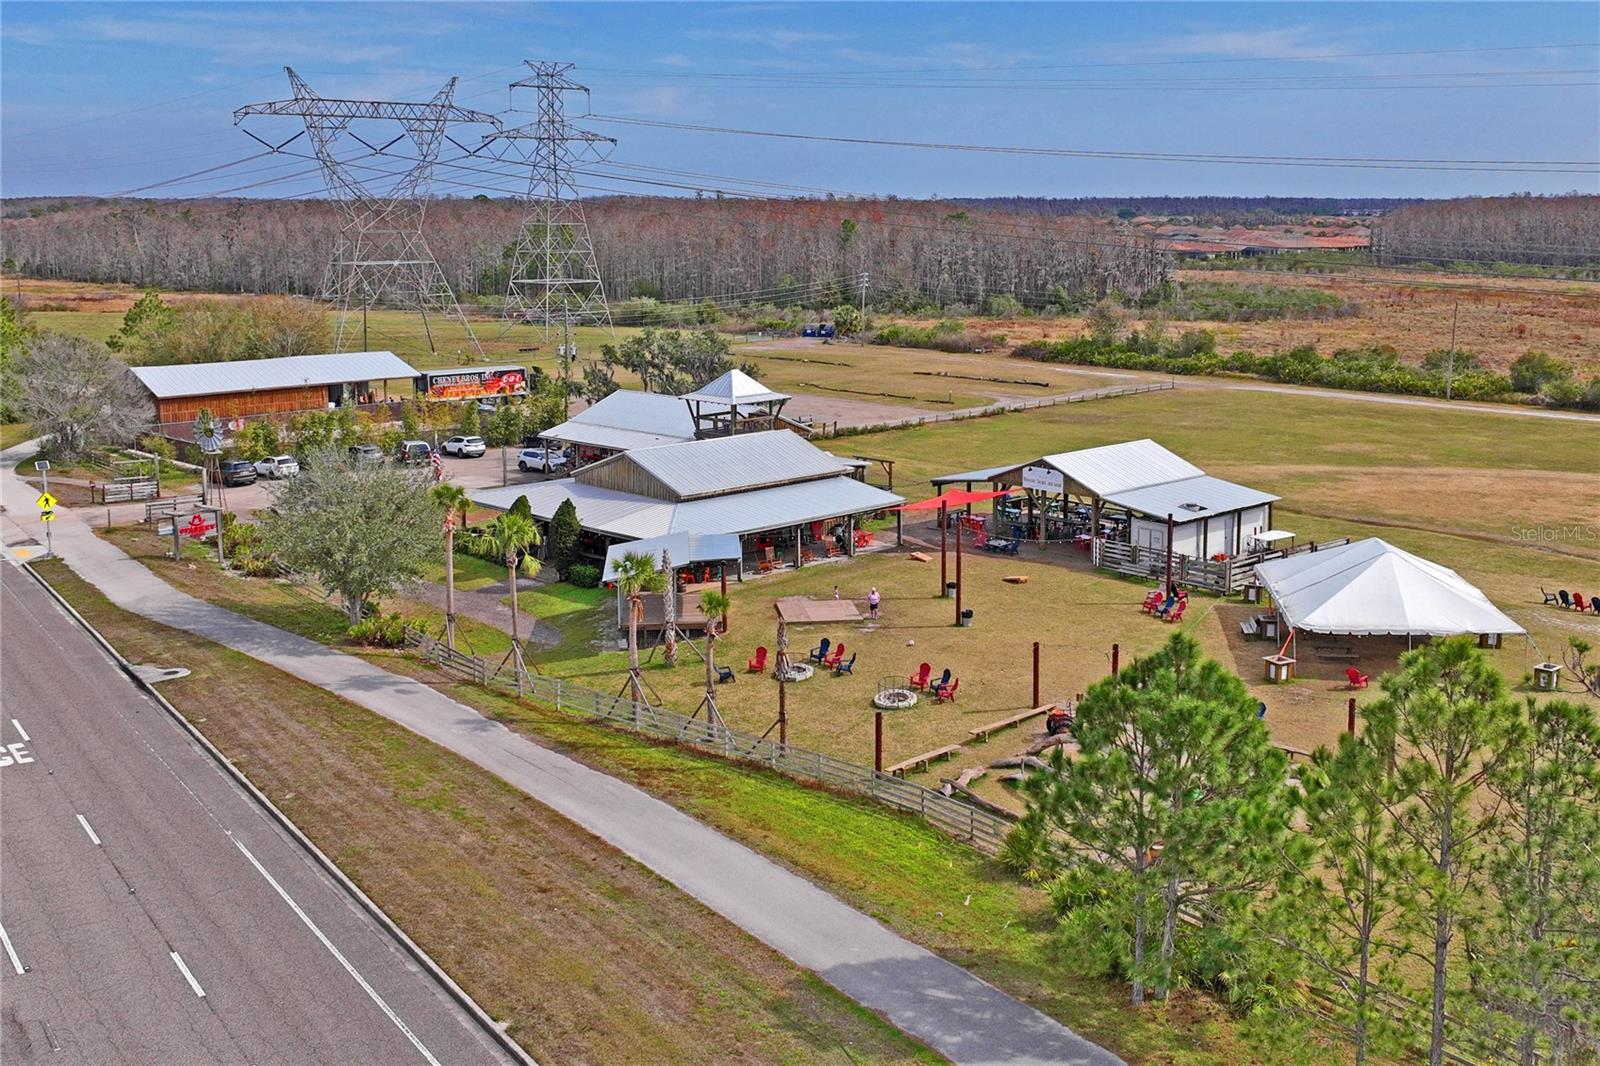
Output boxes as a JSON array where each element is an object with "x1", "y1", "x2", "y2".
[
  {"x1": 170, "y1": 951, "x2": 206, "y2": 998},
  {"x1": 11, "y1": 719, "x2": 29, "y2": 742},
  {"x1": 0, "y1": 923, "x2": 25, "y2": 975},
  {"x1": 76, "y1": 813, "x2": 101, "y2": 846},
  {"x1": 230, "y1": 835, "x2": 443, "y2": 1066}
]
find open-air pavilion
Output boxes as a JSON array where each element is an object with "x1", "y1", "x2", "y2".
[{"x1": 929, "y1": 438, "x2": 1280, "y2": 591}]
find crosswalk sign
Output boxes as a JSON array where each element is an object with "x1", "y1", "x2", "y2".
[
  {"x1": 35, "y1": 491, "x2": 58, "y2": 510},
  {"x1": 39, "y1": 509, "x2": 55, "y2": 523}
]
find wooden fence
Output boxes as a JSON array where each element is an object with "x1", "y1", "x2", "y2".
[
  {"x1": 816, "y1": 380, "x2": 1175, "y2": 439},
  {"x1": 404, "y1": 627, "x2": 1014, "y2": 853},
  {"x1": 1096, "y1": 536, "x2": 1354, "y2": 595}
]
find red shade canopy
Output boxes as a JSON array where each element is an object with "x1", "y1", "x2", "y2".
[{"x1": 894, "y1": 488, "x2": 1011, "y2": 511}]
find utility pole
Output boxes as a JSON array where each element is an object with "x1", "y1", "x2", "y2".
[
  {"x1": 1445, "y1": 299, "x2": 1459, "y2": 401},
  {"x1": 234, "y1": 69, "x2": 497, "y2": 356},
  {"x1": 859, "y1": 271, "x2": 868, "y2": 318},
  {"x1": 495, "y1": 61, "x2": 616, "y2": 340}
]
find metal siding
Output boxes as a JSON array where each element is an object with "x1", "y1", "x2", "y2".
[
  {"x1": 132, "y1": 351, "x2": 417, "y2": 400},
  {"x1": 556, "y1": 390, "x2": 697, "y2": 441},
  {"x1": 1040, "y1": 439, "x2": 1204, "y2": 497},
  {"x1": 611, "y1": 430, "x2": 853, "y2": 500},
  {"x1": 1101, "y1": 475, "x2": 1278, "y2": 521},
  {"x1": 668, "y1": 476, "x2": 904, "y2": 537}
]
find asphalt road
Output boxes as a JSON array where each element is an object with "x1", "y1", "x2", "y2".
[{"x1": 0, "y1": 564, "x2": 517, "y2": 1066}]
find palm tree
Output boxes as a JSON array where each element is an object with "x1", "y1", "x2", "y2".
[
  {"x1": 697, "y1": 589, "x2": 731, "y2": 730},
  {"x1": 430, "y1": 483, "x2": 471, "y2": 651},
  {"x1": 612, "y1": 550, "x2": 665, "y2": 707},
  {"x1": 476, "y1": 511, "x2": 542, "y2": 694}
]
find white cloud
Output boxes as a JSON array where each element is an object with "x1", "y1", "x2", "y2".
[
  {"x1": 685, "y1": 27, "x2": 854, "y2": 50},
  {"x1": 612, "y1": 85, "x2": 690, "y2": 117},
  {"x1": 1138, "y1": 26, "x2": 1347, "y2": 60},
  {"x1": 655, "y1": 53, "x2": 695, "y2": 68}
]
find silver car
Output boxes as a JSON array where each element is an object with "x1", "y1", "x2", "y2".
[
  {"x1": 517, "y1": 447, "x2": 568, "y2": 472},
  {"x1": 442, "y1": 435, "x2": 487, "y2": 458}
]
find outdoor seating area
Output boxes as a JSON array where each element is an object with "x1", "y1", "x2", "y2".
[
  {"x1": 1543, "y1": 588, "x2": 1598, "y2": 614},
  {"x1": 1141, "y1": 587, "x2": 1188, "y2": 622}
]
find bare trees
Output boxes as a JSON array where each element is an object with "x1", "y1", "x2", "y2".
[
  {"x1": 1373, "y1": 195, "x2": 1600, "y2": 268},
  {"x1": 18, "y1": 333, "x2": 150, "y2": 456}
]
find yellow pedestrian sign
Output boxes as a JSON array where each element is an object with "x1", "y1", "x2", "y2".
[
  {"x1": 39, "y1": 510, "x2": 56, "y2": 523},
  {"x1": 35, "y1": 491, "x2": 58, "y2": 511}
]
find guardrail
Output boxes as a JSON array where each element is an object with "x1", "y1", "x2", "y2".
[{"x1": 403, "y1": 627, "x2": 1015, "y2": 853}]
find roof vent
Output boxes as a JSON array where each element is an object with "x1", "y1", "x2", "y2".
[{"x1": 1179, "y1": 502, "x2": 1206, "y2": 512}]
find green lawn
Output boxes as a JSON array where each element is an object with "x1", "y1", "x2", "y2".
[{"x1": 0, "y1": 422, "x2": 33, "y2": 450}]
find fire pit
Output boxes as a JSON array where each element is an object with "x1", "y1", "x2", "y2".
[
  {"x1": 773, "y1": 661, "x2": 814, "y2": 683},
  {"x1": 873, "y1": 676, "x2": 918, "y2": 710}
]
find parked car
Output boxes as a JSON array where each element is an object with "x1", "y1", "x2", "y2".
[
  {"x1": 396, "y1": 440, "x2": 432, "y2": 465},
  {"x1": 517, "y1": 447, "x2": 568, "y2": 472},
  {"x1": 441, "y1": 435, "x2": 486, "y2": 458},
  {"x1": 254, "y1": 455, "x2": 300, "y2": 479},
  {"x1": 348, "y1": 443, "x2": 383, "y2": 464},
  {"x1": 219, "y1": 459, "x2": 257, "y2": 486}
]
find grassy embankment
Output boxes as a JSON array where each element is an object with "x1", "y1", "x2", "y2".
[{"x1": 34, "y1": 558, "x2": 942, "y2": 1066}]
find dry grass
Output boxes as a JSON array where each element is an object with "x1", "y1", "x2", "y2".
[
  {"x1": 989, "y1": 266, "x2": 1600, "y2": 377},
  {"x1": 36, "y1": 558, "x2": 941, "y2": 1066}
]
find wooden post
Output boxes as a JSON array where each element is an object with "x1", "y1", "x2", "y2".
[
  {"x1": 846, "y1": 513, "x2": 856, "y2": 557},
  {"x1": 1347, "y1": 698, "x2": 1357, "y2": 735},
  {"x1": 1165, "y1": 512, "x2": 1175, "y2": 593},
  {"x1": 719, "y1": 568, "x2": 728, "y2": 633},
  {"x1": 1111, "y1": 642, "x2": 1120, "y2": 677},
  {"x1": 794, "y1": 524, "x2": 802, "y2": 568},
  {"x1": 1032, "y1": 641, "x2": 1040, "y2": 708},
  {"x1": 939, "y1": 502, "x2": 948, "y2": 595},
  {"x1": 895, "y1": 508, "x2": 903, "y2": 547},
  {"x1": 954, "y1": 513, "x2": 963, "y2": 626},
  {"x1": 875, "y1": 710, "x2": 884, "y2": 773},
  {"x1": 778, "y1": 683, "x2": 787, "y2": 746}
]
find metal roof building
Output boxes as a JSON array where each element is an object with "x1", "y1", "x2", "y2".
[
  {"x1": 928, "y1": 438, "x2": 1279, "y2": 562},
  {"x1": 541, "y1": 390, "x2": 699, "y2": 456},
  {"x1": 471, "y1": 429, "x2": 904, "y2": 572},
  {"x1": 132, "y1": 351, "x2": 417, "y2": 400}
]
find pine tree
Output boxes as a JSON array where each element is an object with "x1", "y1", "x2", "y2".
[{"x1": 548, "y1": 498, "x2": 581, "y2": 580}]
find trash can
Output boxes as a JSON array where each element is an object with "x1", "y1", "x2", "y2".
[
  {"x1": 944, "y1": 581, "x2": 957, "y2": 598},
  {"x1": 1533, "y1": 662, "x2": 1563, "y2": 691},
  {"x1": 960, "y1": 609, "x2": 974, "y2": 627},
  {"x1": 1243, "y1": 583, "x2": 1261, "y2": 605}
]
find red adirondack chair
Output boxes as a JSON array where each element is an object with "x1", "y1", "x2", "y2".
[
  {"x1": 908, "y1": 662, "x2": 931, "y2": 690},
  {"x1": 747, "y1": 646, "x2": 768, "y2": 672},
  {"x1": 1346, "y1": 667, "x2": 1370, "y2": 689},
  {"x1": 1575, "y1": 592, "x2": 1590, "y2": 613},
  {"x1": 1142, "y1": 590, "x2": 1164, "y2": 614},
  {"x1": 1164, "y1": 599, "x2": 1188, "y2": 623},
  {"x1": 934, "y1": 677, "x2": 960, "y2": 703},
  {"x1": 823, "y1": 642, "x2": 846, "y2": 670}
]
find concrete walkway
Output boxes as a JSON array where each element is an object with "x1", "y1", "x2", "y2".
[{"x1": 1, "y1": 444, "x2": 1121, "y2": 1066}]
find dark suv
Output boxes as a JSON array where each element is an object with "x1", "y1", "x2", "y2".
[
  {"x1": 348, "y1": 443, "x2": 383, "y2": 463},
  {"x1": 220, "y1": 459, "x2": 258, "y2": 486}
]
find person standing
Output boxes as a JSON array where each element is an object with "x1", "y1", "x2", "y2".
[{"x1": 868, "y1": 586, "x2": 880, "y2": 620}]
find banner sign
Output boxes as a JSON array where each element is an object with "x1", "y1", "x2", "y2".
[
  {"x1": 179, "y1": 511, "x2": 218, "y2": 541},
  {"x1": 1021, "y1": 465, "x2": 1065, "y2": 494},
  {"x1": 419, "y1": 366, "x2": 527, "y2": 401}
]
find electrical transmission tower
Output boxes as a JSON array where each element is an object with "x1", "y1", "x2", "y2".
[
  {"x1": 495, "y1": 61, "x2": 616, "y2": 338},
  {"x1": 234, "y1": 68, "x2": 500, "y2": 355}
]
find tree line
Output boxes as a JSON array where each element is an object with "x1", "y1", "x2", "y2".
[
  {"x1": 1007, "y1": 632, "x2": 1600, "y2": 1066},
  {"x1": 0, "y1": 195, "x2": 1171, "y2": 311},
  {"x1": 1372, "y1": 195, "x2": 1600, "y2": 268}
]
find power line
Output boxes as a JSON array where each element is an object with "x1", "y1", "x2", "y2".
[{"x1": 587, "y1": 116, "x2": 1598, "y2": 174}]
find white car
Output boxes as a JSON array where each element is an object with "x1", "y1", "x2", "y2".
[
  {"x1": 441, "y1": 435, "x2": 487, "y2": 458},
  {"x1": 254, "y1": 454, "x2": 300, "y2": 479},
  {"x1": 517, "y1": 447, "x2": 568, "y2": 472}
]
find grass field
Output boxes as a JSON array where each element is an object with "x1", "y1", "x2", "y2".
[{"x1": 35, "y1": 558, "x2": 943, "y2": 1066}]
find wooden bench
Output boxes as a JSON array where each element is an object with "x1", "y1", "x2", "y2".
[
  {"x1": 886, "y1": 743, "x2": 964, "y2": 777},
  {"x1": 968, "y1": 705, "x2": 1048, "y2": 742},
  {"x1": 145, "y1": 495, "x2": 204, "y2": 523},
  {"x1": 1240, "y1": 618, "x2": 1260, "y2": 640},
  {"x1": 1275, "y1": 743, "x2": 1313, "y2": 763}
]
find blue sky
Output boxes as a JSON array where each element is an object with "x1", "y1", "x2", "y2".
[{"x1": 3, "y1": 2, "x2": 1596, "y2": 200}]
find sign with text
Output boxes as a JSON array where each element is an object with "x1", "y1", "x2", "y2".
[
  {"x1": 418, "y1": 366, "x2": 528, "y2": 402},
  {"x1": 1021, "y1": 465, "x2": 1065, "y2": 495},
  {"x1": 179, "y1": 512, "x2": 218, "y2": 541}
]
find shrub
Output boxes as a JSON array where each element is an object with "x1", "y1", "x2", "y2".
[
  {"x1": 548, "y1": 498, "x2": 581, "y2": 578},
  {"x1": 568, "y1": 563, "x2": 601, "y2": 589},
  {"x1": 1509, "y1": 350, "x2": 1572, "y2": 394},
  {"x1": 347, "y1": 611, "x2": 407, "y2": 647}
]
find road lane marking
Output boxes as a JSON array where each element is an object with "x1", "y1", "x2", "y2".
[
  {"x1": 0, "y1": 922, "x2": 25, "y2": 975},
  {"x1": 170, "y1": 951, "x2": 206, "y2": 998},
  {"x1": 11, "y1": 719, "x2": 29, "y2": 742},
  {"x1": 76, "y1": 814, "x2": 101, "y2": 846},
  {"x1": 230, "y1": 835, "x2": 443, "y2": 1066}
]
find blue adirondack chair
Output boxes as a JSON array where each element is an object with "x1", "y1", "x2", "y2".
[
  {"x1": 834, "y1": 652, "x2": 856, "y2": 676},
  {"x1": 716, "y1": 665, "x2": 735, "y2": 684},
  {"x1": 809, "y1": 636, "x2": 830, "y2": 664}
]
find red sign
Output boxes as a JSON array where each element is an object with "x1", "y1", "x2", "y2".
[
  {"x1": 182, "y1": 513, "x2": 217, "y2": 540},
  {"x1": 422, "y1": 367, "x2": 527, "y2": 401}
]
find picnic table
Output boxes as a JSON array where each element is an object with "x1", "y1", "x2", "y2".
[
  {"x1": 886, "y1": 743, "x2": 964, "y2": 777},
  {"x1": 968, "y1": 706, "x2": 1048, "y2": 743}
]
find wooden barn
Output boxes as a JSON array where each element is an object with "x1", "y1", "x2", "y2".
[{"x1": 131, "y1": 351, "x2": 419, "y2": 429}]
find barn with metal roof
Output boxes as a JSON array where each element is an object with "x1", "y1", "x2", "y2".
[
  {"x1": 471, "y1": 429, "x2": 904, "y2": 573},
  {"x1": 131, "y1": 351, "x2": 419, "y2": 427}
]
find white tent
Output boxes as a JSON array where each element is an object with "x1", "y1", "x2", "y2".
[{"x1": 1253, "y1": 538, "x2": 1525, "y2": 637}]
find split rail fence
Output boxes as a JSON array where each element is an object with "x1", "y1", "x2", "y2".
[{"x1": 403, "y1": 627, "x2": 1013, "y2": 853}]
